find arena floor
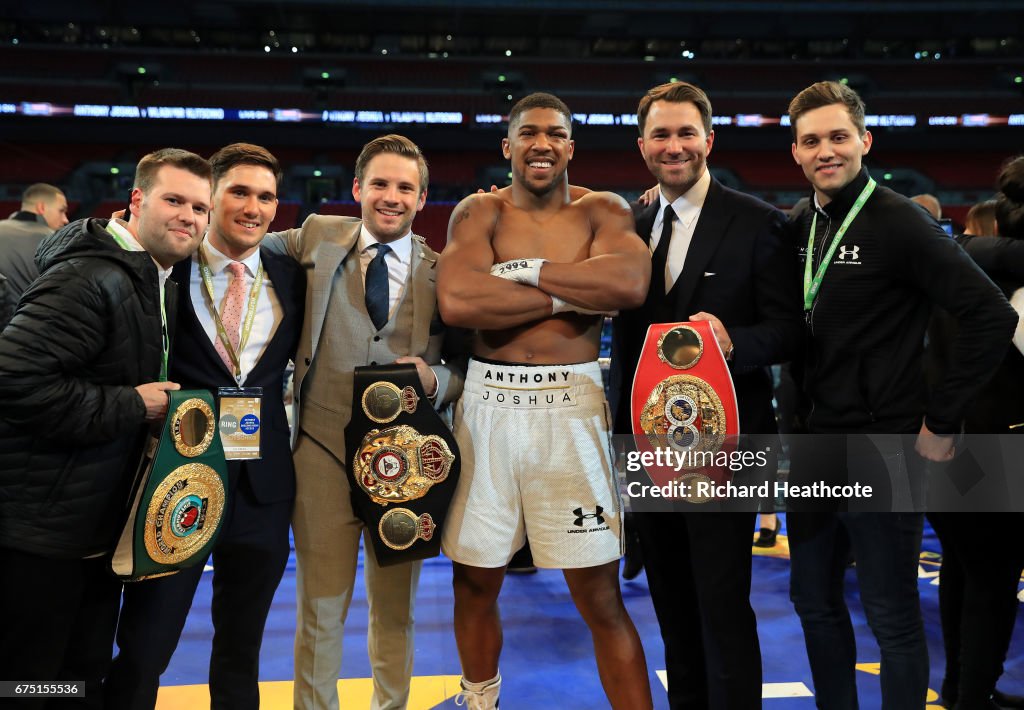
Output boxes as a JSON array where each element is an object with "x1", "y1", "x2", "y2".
[{"x1": 150, "y1": 520, "x2": 1024, "y2": 709}]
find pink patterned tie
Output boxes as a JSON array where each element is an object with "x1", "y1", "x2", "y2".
[{"x1": 214, "y1": 261, "x2": 247, "y2": 373}]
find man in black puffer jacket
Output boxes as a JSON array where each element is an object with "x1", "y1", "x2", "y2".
[{"x1": 0, "y1": 148, "x2": 211, "y2": 705}]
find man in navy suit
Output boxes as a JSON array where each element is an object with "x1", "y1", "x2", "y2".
[
  {"x1": 608, "y1": 82, "x2": 803, "y2": 709},
  {"x1": 104, "y1": 143, "x2": 305, "y2": 709}
]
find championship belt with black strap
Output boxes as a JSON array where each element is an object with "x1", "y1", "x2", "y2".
[
  {"x1": 631, "y1": 321, "x2": 740, "y2": 501},
  {"x1": 345, "y1": 364, "x2": 459, "y2": 566},
  {"x1": 112, "y1": 390, "x2": 229, "y2": 581}
]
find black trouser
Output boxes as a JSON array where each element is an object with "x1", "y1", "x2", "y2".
[
  {"x1": 634, "y1": 511, "x2": 761, "y2": 710},
  {"x1": 0, "y1": 548, "x2": 122, "y2": 710},
  {"x1": 104, "y1": 475, "x2": 292, "y2": 710},
  {"x1": 928, "y1": 513, "x2": 1024, "y2": 707}
]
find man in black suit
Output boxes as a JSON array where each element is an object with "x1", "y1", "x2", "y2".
[
  {"x1": 609, "y1": 81, "x2": 802, "y2": 709},
  {"x1": 104, "y1": 143, "x2": 305, "y2": 709}
]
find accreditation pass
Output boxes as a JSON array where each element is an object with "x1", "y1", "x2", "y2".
[{"x1": 217, "y1": 387, "x2": 263, "y2": 460}]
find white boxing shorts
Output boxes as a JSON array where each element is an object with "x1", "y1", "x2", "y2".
[{"x1": 441, "y1": 359, "x2": 623, "y2": 569}]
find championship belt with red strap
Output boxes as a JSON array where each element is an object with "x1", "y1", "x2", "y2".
[
  {"x1": 345, "y1": 363, "x2": 460, "y2": 566},
  {"x1": 631, "y1": 321, "x2": 740, "y2": 501}
]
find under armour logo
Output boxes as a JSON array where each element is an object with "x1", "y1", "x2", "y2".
[
  {"x1": 838, "y1": 245, "x2": 860, "y2": 261},
  {"x1": 573, "y1": 506, "x2": 605, "y2": 526}
]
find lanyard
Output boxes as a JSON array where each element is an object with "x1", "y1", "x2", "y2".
[
  {"x1": 803, "y1": 178, "x2": 876, "y2": 311},
  {"x1": 197, "y1": 245, "x2": 263, "y2": 379},
  {"x1": 107, "y1": 222, "x2": 169, "y2": 381}
]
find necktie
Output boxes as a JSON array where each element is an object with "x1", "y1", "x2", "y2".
[
  {"x1": 215, "y1": 261, "x2": 247, "y2": 372},
  {"x1": 650, "y1": 204, "x2": 675, "y2": 296},
  {"x1": 365, "y1": 243, "x2": 391, "y2": 330}
]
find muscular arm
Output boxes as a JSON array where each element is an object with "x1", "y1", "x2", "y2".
[
  {"x1": 537, "y1": 192, "x2": 650, "y2": 311},
  {"x1": 437, "y1": 194, "x2": 553, "y2": 329}
]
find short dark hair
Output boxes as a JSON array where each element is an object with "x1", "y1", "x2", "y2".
[
  {"x1": 134, "y1": 148, "x2": 212, "y2": 194},
  {"x1": 636, "y1": 81, "x2": 713, "y2": 136},
  {"x1": 788, "y1": 81, "x2": 867, "y2": 139},
  {"x1": 995, "y1": 155, "x2": 1024, "y2": 240},
  {"x1": 508, "y1": 92, "x2": 572, "y2": 134},
  {"x1": 209, "y1": 143, "x2": 283, "y2": 190},
  {"x1": 354, "y1": 134, "x2": 429, "y2": 195},
  {"x1": 21, "y1": 183, "x2": 63, "y2": 207}
]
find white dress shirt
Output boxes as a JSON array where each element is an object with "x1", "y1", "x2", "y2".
[
  {"x1": 650, "y1": 167, "x2": 712, "y2": 292},
  {"x1": 191, "y1": 237, "x2": 282, "y2": 384},
  {"x1": 357, "y1": 226, "x2": 412, "y2": 319}
]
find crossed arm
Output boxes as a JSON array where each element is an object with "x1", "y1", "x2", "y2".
[
  {"x1": 437, "y1": 193, "x2": 554, "y2": 330},
  {"x1": 437, "y1": 192, "x2": 650, "y2": 330},
  {"x1": 535, "y1": 192, "x2": 650, "y2": 311}
]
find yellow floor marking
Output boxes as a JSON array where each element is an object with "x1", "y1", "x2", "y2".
[
  {"x1": 856, "y1": 664, "x2": 942, "y2": 706},
  {"x1": 156, "y1": 674, "x2": 463, "y2": 709},
  {"x1": 854, "y1": 662, "x2": 881, "y2": 675}
]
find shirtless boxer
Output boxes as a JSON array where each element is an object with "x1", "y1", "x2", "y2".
[{"x1": 437, "y1": 92, "x2": 653, "y2": 710}]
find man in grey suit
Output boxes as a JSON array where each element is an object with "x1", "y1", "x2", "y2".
[
  {"x1": 266, "y1": 134, "x2": 464, "y2": 710},
  {"x1": 0, "y1": 183, "x2": 69, "y2": 328}
]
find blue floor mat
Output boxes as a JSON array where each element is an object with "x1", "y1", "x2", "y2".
[{"x1": 151, "y1": 519, "x2": 1024, "y2": 709}]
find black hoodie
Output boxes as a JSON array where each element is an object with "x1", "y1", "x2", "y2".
[
  {"x1": 0, "y1": 218, "x2": 174, "y2": 558},
  {"x1": 795, "y1": 169, "x2": 1018, "y2": 435}
]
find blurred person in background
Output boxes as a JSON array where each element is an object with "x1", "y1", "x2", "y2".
[
  {"x1": 0, "y1": 182, "x2": 68, "y2": 328},
  {"x1": 929, "y1": 155, "x2": 1024, "y2": 710},
  {"x1": 964, "y1": 199, "x2": 998, "y2": 237}
]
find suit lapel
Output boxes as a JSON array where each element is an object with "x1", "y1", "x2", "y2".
[
  {"x1": 409, "y1": 236, "x2": 435, "y2": 352},
  {"x1": 672, "y1": 178, "x2": 732, "y2": 314},
  {"x1": 246, "y1": 248, "x2": 293, "y2": 381},
  {"x1": 173, "y1": 258, "x2": 232, "y2": 377},
  {"x1": 310, "y1": 223, "x2": 359, "y2": 356},
  {"x1": 633, "y1": 201, "x2": 660, "y2": 247}
]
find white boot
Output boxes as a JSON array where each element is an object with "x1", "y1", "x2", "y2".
[{"x1": 454, "y1": 673, "x2": 501, "y2": 709}]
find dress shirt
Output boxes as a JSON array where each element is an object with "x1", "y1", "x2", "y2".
[
  {"x1": 191, "y1": 237, "x2": 281, "y2": 384},
  {"x1": 357, "y1": 226, "x2": 412, "y2": 319},
  {"x1": 650, "y1": 167, "x2": 712, "y2": 291}
]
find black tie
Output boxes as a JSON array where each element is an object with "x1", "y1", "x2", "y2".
[
  {"x1": 365, "y1": 243, "x2": 391, "y2": 330},
  {"x1": 650, "y1": 204, "x2": 675, "y2": 296}
]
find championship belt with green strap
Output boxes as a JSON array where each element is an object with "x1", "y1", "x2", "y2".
[
  {"x1": 345, "y1": 364, "x2": 459, "y2": 566},
  {"x1": 111, "y1": 390, "x2": 229, "y2": 581},
  {"x1": 631, "y1": 321, "x2": 740, "y2": 502}
]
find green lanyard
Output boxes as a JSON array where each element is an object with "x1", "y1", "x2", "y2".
[
  {"x1": 107, "y1": 222, "x2": 169, "y2": 381},
  {"x1": 197, "y1": 245, "x2": 263, "y2": 379},
  {"x1": 803, "y1": 178, "x2": 876, "y2": 312}
]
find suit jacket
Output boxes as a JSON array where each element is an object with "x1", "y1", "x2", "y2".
[
  {"x1": 0, "y1": 212, "x2": 51, "y2": 329},
  {"x1": 169, "y1": 246, "x2": 306, "y2": 504},
  {"x1": 609, "y1": 177, "x2": 803, "y2": 436},
  {"x1": 265, "y1": 215, "x2": 465, "y2": 460}
]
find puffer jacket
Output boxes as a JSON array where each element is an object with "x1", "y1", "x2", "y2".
[{"x1": 0, "y1": 218, "x2": 172, "y2": 559}]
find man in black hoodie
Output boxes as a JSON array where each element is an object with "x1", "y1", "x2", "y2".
[
  {"x1": 785, "y1": 81, "x2": 1017, "y2": 710},
  {"x1": 0, "y1": 148, "x2": 211, "y2": 705}
]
